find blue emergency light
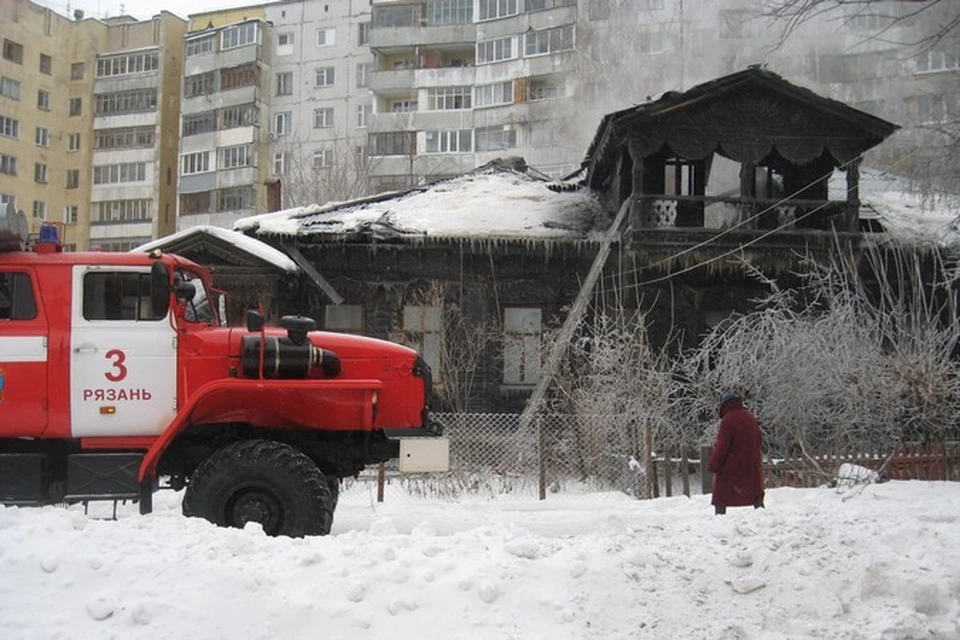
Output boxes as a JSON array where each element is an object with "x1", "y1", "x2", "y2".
[{"x1": 39, "y1": 223, "x2": 60, "y2": 245}]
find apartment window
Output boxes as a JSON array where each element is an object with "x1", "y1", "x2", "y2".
[
  {"x1": 356, "y1": 103, "x2": 371, "y2": 128},
  {"x1": 186, "y1": 36, "x2": 215, "y2": 57},
  {"x1": 0, "y1": 193, "x2": 15, "y2": 211},
  {"x1": 180, "y1": 151, "x2": 213, "y2": 176},
  {"x1": 913, "y1": 95, "x2": 951, "y2": 124},
  {"x1": 219, "y1": 144, "x2": 252, "y2": 169},
  {"x1": 70, "y1": 62, "x2": 84, "y2": 80},
  {"x1": 184, "y1": 72, "x2": 215, "y2": 98},
  {"x1": 34, "y1": 163, "x2": 48, "y2": 184},
  {"x1": 37, "y1": 90, "x2": 50, "y2": 111},
  {"x1": 0, "y1": 154, "x2": 17, "y2": 176},
  {"x1": 94, "y1": 199, "x2": 151, "y2": 222},
  {"x1": 274, "y1": 111, "x2": 292, "y2": 136},
  {"x1": 315, "y1": 66, "x2": 336, "y2": 87},
  {"x1": 916, "y1": 50, "x2": 959, "y2": 73},
  {"x1": 277, "y1": 32, "x2": 295, "y2": 47},
  {"x1": 0, "y1": 116, "x2": 18, "y2": 139},
  {"x1": 478, "y1": 0, "x2": 518, "y2": 21},
  {"x1": 427, "y1": 0, "x2": 472, "y2": 25},
  {"x1": 475, "y1": 81, "x2": 513, "y2": 107},
  {"x1": 182, "y1": 112, "x2": 216, "y2": 137},
  {"x1": 220, "y1": 104, "x2": 259, "y2": 129},
  {"x1": 96, "y1": 52, "x2": 159, "y2": 78},
  {"x1": 476, "y1": 124, "x2": 517, "y2": 151},
  {"x1": 273, "y1": 152, "x2": 289, "y2": 175},
  {"x1": 68, "y1": 132, "x2": 81, "y2": 151},
  {"x1": 35, "y1": 127, "x2": 49, "y2": 147},
  {"x1": 217, "y1": 186, "x2": 254, "y2": 212},
  {"x1": 32, "y1": 200, "x2": 46, "y2": 220},
  {"x1": 313, "y1": 107, "x2": 335, "y2": 128},
  {"x1": 503, "y1": 307, "x2": 541, "y2": 385},
  {"x1": 402, "y1": 305, "x2": 441, "y2": 376},
  {"x1": 179, "y1": 192, "x2": 212, "y2": 216},
  {"x1": 524, "y1": 25, "x2": 574, "y2": 56},
  {"x1": 370, "y1": 131, "x2": 415, "y2": 156},
  {"x1": 64, "y1": 205, "x2": 78, "y2": 224},
  {"x1": 313, "y1": 147, "x2": 334, "y2": 169},
  {"x1": 324, "y1": 304, "x2": 362, "y2": 333},
  {"x1": 390, "y1": 99, "x2": 417, "y2": 113},
  {"x1": 39, "y1": 54, "x2": 52, "y2": 75},
  {"x1": 0, "y1": 76, "x2": 21, "y2": 100},
  {"x1": 373, "y1": 5, "x2": 416, "y2": 28},
  {"x1": 69, "y1": 97, "x2": 82, "y2": 116},
  {"x1": 221, "y1": 64, "x2": 258, "y2": 91},
  {"x1": 427, "y1": 86, "x2": 471, "y2": 110},
  {"x1": 65, "y1": 169, "x2": 80, "y2": 189},
  {"x1": 275, "y1": 71, "x2": 293, "y2": 96},
  {"x1": 358, "y1": 22, "x2": 370, "y2": 46},
  {"x1": 95, "y1": 89, "x2": 158, "y2": 115},
  {"x1": 356, "y1": 63, "x2": 371, "y2": 88},
  {"x1": 477, "y1": 36, "x2": 515, "y2": 64},
  {"x1": 525, "y1": 0, "x2": 574, "y2": 10},
  {"x1": 92, "y1": 162, "x2": 147, "y2": 185},
  {"x1": 94, "y1": 126, "x2": 155, "y2": 150},
  {"x1": 221, "y1": 22, "x2": 259, "y2": 50},
  {"x1": 528, "y1": 76, "x2": 564, "y2": 100},
  {"x1": 425, "y1": 129, "x2": 472, "y2": 153},
  {"x1": 317, "y1": 28, "x2": 336, "y2": 46},
  {"x1": 3, "y1": 40, "x2": 23, "y2": 64}
]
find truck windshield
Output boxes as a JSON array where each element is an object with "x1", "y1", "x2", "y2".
[{"x1": 176, "y1": 270, "x2": 217, "y2": 325}]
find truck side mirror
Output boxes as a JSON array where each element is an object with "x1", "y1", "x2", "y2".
[
  {"x1": 246, "y1": 309, "x2": 264, "y2": 332},
  {"x1": 150, "y1": 260, "x2": 171, "y2": 317},
  {"x1": 174, "y1": 280, "x2": 196, "y2": 301}
]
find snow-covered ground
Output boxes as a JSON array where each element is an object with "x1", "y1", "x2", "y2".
[{"x1": 1, "y1": 481, "x2": 958, "y2": 639}]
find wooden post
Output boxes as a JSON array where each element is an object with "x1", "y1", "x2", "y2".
[
  {"x1": 377, "y1": 462, "x2": 385, "y2": 503},
  {"x1": 681, "y1": 449, "x2": 690, "y2": 497},
  {"x1": 646, "y1": 424, "x2": 655, "y2": 499},
  {"x1": 664, "y1": 447, "x2": 672, "y2": 497},
  {"x1": 701, "y1": 445, "x2": 713, "y2": 494},
  {"x1": 538, "y1": 415, "x2": 546, "y2": 501}
]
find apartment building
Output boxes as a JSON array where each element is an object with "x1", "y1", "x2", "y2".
[
  {"x1": 0, "y1": 0, "x2": 185, "y2": 251},
  {"x1": 366, "y1": 0, "x2": 582, "y2": 190},
  {"x1": 177, "y1": 6, "x2": 274, "y2": 230}
]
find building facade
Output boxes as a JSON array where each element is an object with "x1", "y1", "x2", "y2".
[{"x1": 0, "y1": 0, "x2": 186, "y2": 251}]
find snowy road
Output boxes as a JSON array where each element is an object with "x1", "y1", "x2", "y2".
[{"x1": 1, "y1": 481, "x2": 958, "y2": 639}]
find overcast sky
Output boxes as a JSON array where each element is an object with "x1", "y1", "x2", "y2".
[{"x1": 34, "y1": 0, "x2": 264, "y2": 21}]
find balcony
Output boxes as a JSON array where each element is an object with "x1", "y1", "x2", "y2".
[
  {"x1": 414, "y1": 66, "x2": 476, "y2": 87},
  {"x1": 184, "y1": 44, "x2": 262, "y2": 76},
  {"x1": 371, "y1": 23, "x2": 477, "y2": 50},
  {"x1": 370, "y1": 69, "x2": 416, "y2": 93}
]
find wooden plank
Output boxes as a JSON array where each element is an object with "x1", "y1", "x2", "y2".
[{"x1": 681, "y1": 449, "x2": 690, "y2": 497}]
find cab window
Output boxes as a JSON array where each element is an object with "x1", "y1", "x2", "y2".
[
  {"x1": 0, "y1": 272, "x2": 37, "y2": 320},
  {"x1": 175, "y1": 270, "x2": 216, "y2": 324},
  {"x1": 82, "y1": 272, "x2": 165, "y2": 321}
]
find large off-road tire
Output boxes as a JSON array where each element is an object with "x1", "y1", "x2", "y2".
[
  {"x1": 327, "y1": 477, "x2": 340, "y2": 510},
  {"x1": 182, "y1": 440, "x2": 333, "y2": 537}
]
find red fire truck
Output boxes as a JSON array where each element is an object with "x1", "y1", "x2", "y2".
[{"x1": 0, "y1": 210, "x2": 447, "y2": 536}]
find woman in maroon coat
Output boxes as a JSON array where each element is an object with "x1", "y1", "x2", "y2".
[{"x1": 708, "y1": 391, "x2": 765, "y2": 515}]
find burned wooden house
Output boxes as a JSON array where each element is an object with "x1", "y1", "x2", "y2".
[{"x1": 228, "y1": 69, "x2": 899, "y2": 413}]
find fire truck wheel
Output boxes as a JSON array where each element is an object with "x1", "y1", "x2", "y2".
[
  {"x1": 327, "y1": 478, "x2": 340, "y2": 510},
  {"x1": 182, "y1": 439, "x2": 334, "y2": 537}
]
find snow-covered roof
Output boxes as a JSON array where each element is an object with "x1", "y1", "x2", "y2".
[
  {"x1": 235, "y1": 168, "x2": 607, "y2": 242},
  {"x1": 828, "y1": 168, "x2": 960, "y2": 248},
  {"x1": 134, "y1": 225, "x2": 298, "y2": 272}
]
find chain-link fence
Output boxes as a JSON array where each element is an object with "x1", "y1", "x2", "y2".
[{"x1": 355, "y1": 412, "x2": 702, "y2": 500}]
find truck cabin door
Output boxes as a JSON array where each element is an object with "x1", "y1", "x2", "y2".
[
  {"x1": 0, "y1": 269, "x2": 48, "y2": 436},
  {"x1": 70, "y1": 266, "x2": 176, "y2": 437}
]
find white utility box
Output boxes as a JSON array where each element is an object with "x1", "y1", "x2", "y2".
[{"x1": 399, "y1": 438, "x2": 450, "y2": 473}]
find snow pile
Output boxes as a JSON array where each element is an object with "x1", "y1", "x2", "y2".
[
  {"x1": 1, "y1": 481, "x2": 958, "y2": 638},
  {"x1": 134, "y1": 225, "x2": 299, "y2": 272},
  {"x1": 235, "y1": 173, "x2": 606, "y2": 240}
]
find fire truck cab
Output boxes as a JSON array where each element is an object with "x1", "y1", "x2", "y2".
[{"x1": 0, "y1": 210, "x2": 447, "y2": 536}]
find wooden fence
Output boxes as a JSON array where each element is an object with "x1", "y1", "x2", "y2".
[{"x1": 650, "y1": 443, "x2": 960, "y2": 497}]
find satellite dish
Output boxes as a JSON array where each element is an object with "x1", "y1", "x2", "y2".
[{"x1": 0, "y1": 201, "x2": 29, "y2": 252}]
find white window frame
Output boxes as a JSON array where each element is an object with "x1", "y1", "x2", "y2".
[
  {"x1": 356, "y1": 103, "x2": 371, "y2": 128},
  {"x1": 478, "y1": 0, "x2": 518, "y2": 21},
  {"x1": 37, "y1": 89, "x2": 50, "y2": 111},
  {"x1": 35, "y1": 126, "x2": 50, "y2": 147},
  {"x1": 313, "y1": 107, "x2": 335, "y2": 128},
  {"x1": 221, "y1": 22, "x2": 259, "y2": 51},
  {"x1": 67, "y1": 132, "x2": 81, "y2": 151},
  {"x1": 503, "y1": 307, "x2": 541, "y2": 385},
  {"x1": 356, "y1": 63, "x2": 371, "y2": 88},
  {"x1": 277, "y1": 32, "x2": 295, "y2": 46},
  {"x1": 64, "y1": 204, "x2": 78, "y2": 224},
  {"x1": 0, "y1": 115, "x2": 18, "y2": 139},
  {"x1": 273, "y1": 152, "x2": 289, "y2": 175},
  {"x1": 274, "y1": 111, "x2": 292, "y2": 136},
  {"x1": 426, "y1": 86, "x2": 472, "y2": 110},
  {"x1": 34, "y1": 162, "x2": 48, "y2": 184},
  {"x1": 0, "y1": 76, "x2": 21, "y2": 100},
  {"x1": 180, "y1": 151, "x2": 213, "y2": 176},
  {"x1": 219, "y1": 144, "x2": 252, "y2": 169},
  {"x1": 477, "y1": 36, "x2": 515, "y2": 64},
  {"x1": 185, "y1": 36, "x2": 214, "y2": 57},
  {"x1": 316, "y1": 28, "x2": 336, "y2": 46},
  {"x1": 315, "y1": 66, "x2": 336, "y2": 87},
  {"x1": 313, "y1": 147, "x2": 334, "y2": 169},
  {"x1": 524, "y1": 25, "x2": 574, "y2": 57},
  {"x1": 32, "y1": 200, "x2": 46, "y2": 220},
  {"x1": 425, "y1": 129, "x2": 472, "y2": 153},
  {"x1": 474, "y1": 81, "x2": 513, "y2": 108},
  {"x1": 276, "y1": 71, "x2": 293, "y2": 96}
]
